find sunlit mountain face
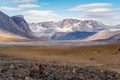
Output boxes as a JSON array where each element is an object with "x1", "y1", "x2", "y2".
[{"x1": 29, "y1": 19, "x2": 120, "y2": 40}]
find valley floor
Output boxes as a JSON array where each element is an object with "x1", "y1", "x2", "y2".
[{"x1": 0, "y1": 43, "x2": 120, "y2": 80}]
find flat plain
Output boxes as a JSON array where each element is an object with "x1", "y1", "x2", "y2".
[{"x1": 0, "y1": 43, "x2": 120, "y2": 73}]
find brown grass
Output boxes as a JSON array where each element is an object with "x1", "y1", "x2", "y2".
[{"x1": 0, "y1": 43, "x2": 120, "y2": 72}]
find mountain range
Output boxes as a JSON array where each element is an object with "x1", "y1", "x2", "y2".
[
  {"x1": 0, "y1": 11, "x2": 120, "y2": 42},
  {"x1": 29, "y1": 19, "x2": 107, "y2": 33},
  {"x1": 29, "y1": 19, "x2": 120, "y2": 41}
]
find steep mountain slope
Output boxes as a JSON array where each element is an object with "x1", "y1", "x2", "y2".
[
  {"x1": 11, "y1": 15, "x2": 32, "y2": 33},
  {"x1": 85, "y1": 29, "x2": 120, "y2": 41},
  {"x1": 0, "y1": 11, "x2": 35, "y2": 41}
]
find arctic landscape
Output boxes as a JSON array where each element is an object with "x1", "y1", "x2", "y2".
[
  {"x1": 0, "y1": 11, "x2": 120, "y2": 43},
  {"x1": 0, "y1": 0, "x2": 120, "y2": 80}
]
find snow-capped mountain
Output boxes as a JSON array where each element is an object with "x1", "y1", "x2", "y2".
[
  {"x1": 29, "y1": 19, "x2": 107, "y2": 33},
  {"x1": 29, "y1": 19, "x2": 108, "y2": 40}
]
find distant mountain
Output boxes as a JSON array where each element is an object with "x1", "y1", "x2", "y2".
[
  {"x1": 0, "y1": 11, "x2": 35, "y2": 41},
  {"x1": 85, "y1": 29, "x2": 120, "y2": 41},
  {"x1": 29, "y1": 19, "x2": 107, "y2": 33},
  {"x1": 29, "y1": 19, "x2": 107, "y2": 40},
  {"x1": 109, "y1": 24, "x2": 120, "y2": 30},
  {"x1": 106, "y1": 34, "x2": 120, "y2": 42},
  {"x1": 116, "y1": 24, "x2": 120, "y2": 26}
]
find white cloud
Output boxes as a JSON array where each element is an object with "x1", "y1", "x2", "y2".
[
  {"x1": 0, "y1": 3, "x2": 40, "y2": 12},
  {"x1": 78, "y1": 12, "x2": 120, "y2": 25},
  {"x1": 21, "y1": 10, "x2": 63, "y2": 22},
  {"x1": 81, "y1": 13, "x2": 114, "y2": 19},
  {"x1": 0, "y1": 7, "x2": 20, "y2": 11},
  {"x1": 68, "y1": 3, "x2": 120, "y2": 25},
  {"x1": 22, "y1": 10, "x2": 58, "y2": 16},
  {"x1": 13, "y1": 0, "x2": 36, "y2": 3},
  {"x1": 18, "y1": 4, "x2": 40, "y2": 9},
  {"x1": 68, "y1": 3, "x2": 112, "y2": 11},
  {"x1": 86, "y1": 8, "x2": 120, "y2": 13}
]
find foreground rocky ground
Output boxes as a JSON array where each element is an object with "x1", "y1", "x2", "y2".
[{"x1": 0, "y1": 54, "x2": 120, "y2": 80}]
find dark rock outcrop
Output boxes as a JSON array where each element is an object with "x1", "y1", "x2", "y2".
[{"x1": 11, "y1": 15, "x2": 32, "y2": 33}]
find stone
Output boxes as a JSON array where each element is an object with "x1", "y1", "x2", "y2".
[
  {"x1": 24, "y1": 76, "x2": 33, "y2": 80},
  {"x1": 9, "y1": 64, "x2": 15, "y2": 69}
]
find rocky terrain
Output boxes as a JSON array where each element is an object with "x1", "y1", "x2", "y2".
[{"x1": 0, "y1": 53, "x2": 120, "y2": 80}]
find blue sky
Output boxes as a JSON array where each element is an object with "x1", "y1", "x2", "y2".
[{"x1": 0, "y1": 0, "x2": 120, "y2": 25}]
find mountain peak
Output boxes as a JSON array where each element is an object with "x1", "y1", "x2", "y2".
[
  {"x1": 11, "y1": 15, "x2": 32, "y2": 33},
  {"x1": 12, "y1": 15, "x2": 24, "y2": 19},
  {"x1": 0, "y1": 11, "x2": 35, "y2": 39}
]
